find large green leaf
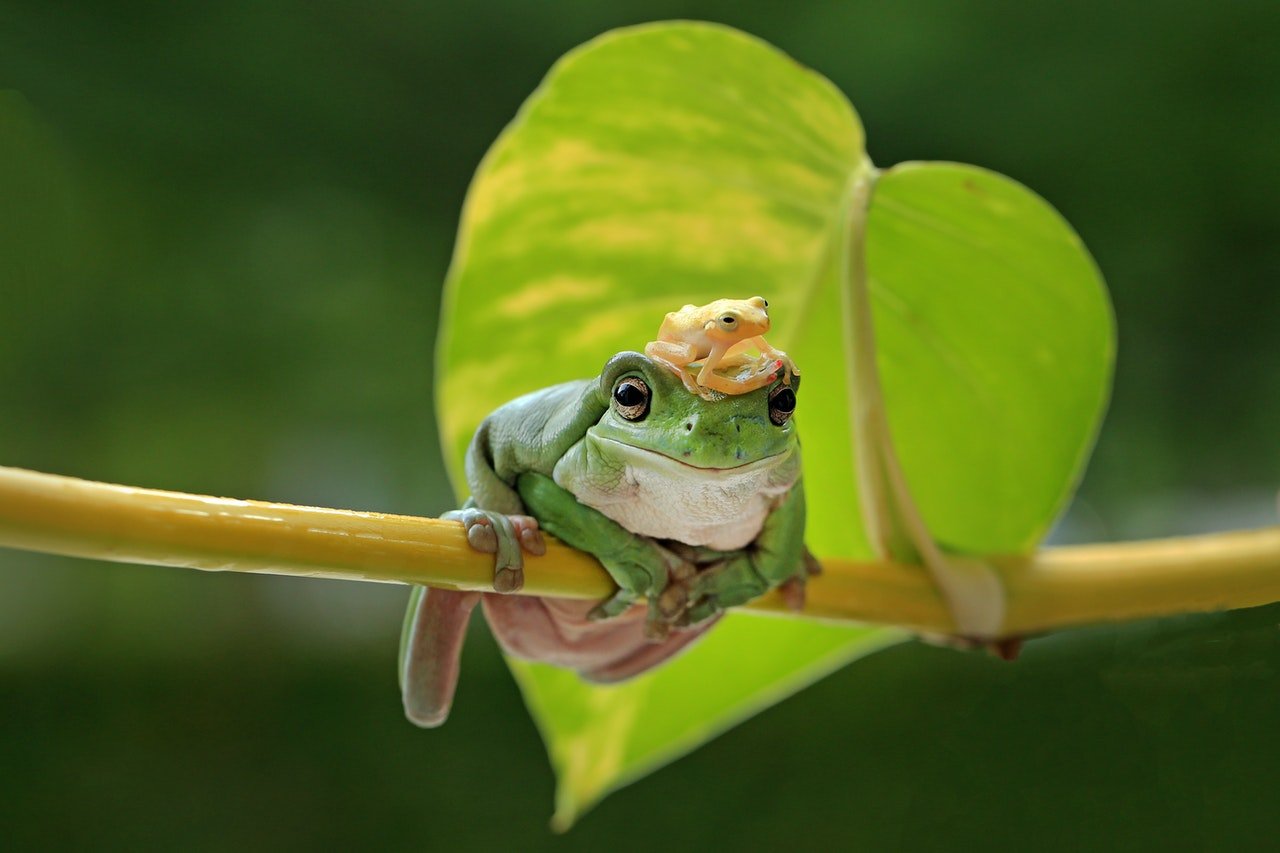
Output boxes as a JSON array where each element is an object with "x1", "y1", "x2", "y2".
[
  {"x1": 437, "y1": 21, "x2": 1113, "y2": 826},
  {"x1": 438, "y1": 22, "x2": 891, "y2": 825},
  {"x1": 510, "y1": 617, "x2": 899, "y2": 830},
  {"x1": 867, "y1": 163, "x2": 1113, "y2": 554}
]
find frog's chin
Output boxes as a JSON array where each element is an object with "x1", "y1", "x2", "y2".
[
  {"x1": 558, "y1": 433, "x2": 800, "y2": 550},
  {"x1": 591, "y1": 435, "x2": 789, "y2": 476}
]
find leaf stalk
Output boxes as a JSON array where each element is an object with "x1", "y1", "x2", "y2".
[{"x1": 1, "y1": 464, "x2": 1277, "y2": 637}]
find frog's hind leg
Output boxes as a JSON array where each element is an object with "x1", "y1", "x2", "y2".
[
  {"x1": 696, "y1": 360, "x2": 780, "y2": 395},
  {"x1": 399, "y1": 586, "x2": 481, "y2": 727},
  {"x1": 580, "y1": 615, "x2": 721, "y2": 683},
  {"x1": 643, "y1": 340, "x2": 701, "y2": 393}
]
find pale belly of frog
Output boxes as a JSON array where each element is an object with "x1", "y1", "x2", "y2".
[{"x1": 550, "y1": 439, "x2": 798, "y2": 551}]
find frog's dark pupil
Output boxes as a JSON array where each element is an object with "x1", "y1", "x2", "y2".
[
  {"x1": 615, "y1": 384, "x2": 643, "y2": 406},
  {"x1": 722, "y1": 316, "x2": 735, "y2": 324},
  {"x1": 772, "y1": 388, "x2": 796, "y2": 413}
]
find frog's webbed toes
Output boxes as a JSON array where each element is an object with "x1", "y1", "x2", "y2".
[
  {"x1": 443, "y1": 508, "x2": 499, "y2": 554},
  {"x1": 508, "y1": 514, "x2": 546, "y2": 556},
  {"x1": 443, "y1": 508, "x2": 526, "y2": 593},
  {"x1": 467, "y1": 523, "x2": 499, "y2": 553},
  {"x1": 676, "y1": 597, "x2": 721, "y2": 628},
  {"x1": 588, "y1": 589, "x2": 638, "y2": 621}
]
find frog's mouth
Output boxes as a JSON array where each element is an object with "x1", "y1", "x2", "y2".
[{"x1": 591, "y1": 435, "x2": 790, "y2": 476}]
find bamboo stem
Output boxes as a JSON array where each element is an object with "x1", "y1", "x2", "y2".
[{"x1": 0, "y1": 464, "x2": 1277, "y2": 636}]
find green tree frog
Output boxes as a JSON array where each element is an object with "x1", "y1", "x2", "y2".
[{"x1": 400, "y1": 351, "x2": 810, "y2": 727}]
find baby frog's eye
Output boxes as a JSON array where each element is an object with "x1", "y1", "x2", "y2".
[
  {"x1": 613, "y1": 377, "x2": 650, "y2": 421},
  {"x1": 720, "y1": 314, "x2": 738, "y2": 328},
  {"x1": 768, "y1": 384, "x2": 796, "y2": 426}
]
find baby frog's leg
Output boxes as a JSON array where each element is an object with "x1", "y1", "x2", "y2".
[
  {"x1": 697, "y1": 359, "x2": 780, "y2": 395},
  {"x1": 644, "y1": 340, "x2": 701, "y2": 393}
]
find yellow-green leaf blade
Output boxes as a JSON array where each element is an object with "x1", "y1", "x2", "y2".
[
  {"x1": 512, "y1": 616, "x2": 902, "y2": 830},
  {"x1": 866, "y1": 162, "x2": 1115, "y2": 554},
  {"x1": 437, "y1": 21, "x2": 892, "y2": 828},
  {"x1": 439, "y1": 21, "x2": 864, "y2": 480}
]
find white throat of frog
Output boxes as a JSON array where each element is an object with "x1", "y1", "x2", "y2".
[{"x1": 550, "y1": 434, "x2": 799, "y2": 551}]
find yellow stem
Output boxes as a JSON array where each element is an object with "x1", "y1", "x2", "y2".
[{"x1": 0, "y1": 464, "x2": 1277, "y2": 636}]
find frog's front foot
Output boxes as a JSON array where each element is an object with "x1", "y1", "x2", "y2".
[
  {"x1": 587, "y1": 542, "x2": 697, "y2": 641},
  {"x1": 762, "y1": 349, "x2": 798, "y2": 385},
  {"x1": 442, "y1": 508, "x2": 545, "y2": 593},
  {"x1": 588, "y1": 588, "x2": 640, "y2": 621}
]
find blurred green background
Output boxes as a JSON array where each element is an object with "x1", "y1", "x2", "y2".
[{"x1": 2, "y1": 1, "x2": 1279, "y2": 850}]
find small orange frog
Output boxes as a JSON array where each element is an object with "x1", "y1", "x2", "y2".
[{"x1": 644, "y1": 296, "x2": 798, "y2": 397}]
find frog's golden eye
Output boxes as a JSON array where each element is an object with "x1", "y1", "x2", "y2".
[
  {"x1": 768, "y1": 385, "x2": 796, "y2": 426},
  {"x1": 613, "y1": 377, "x2": 650, "y2": 421},
  {"x1": 720, "y1": 315, "x2": 738, "y2": 326}
]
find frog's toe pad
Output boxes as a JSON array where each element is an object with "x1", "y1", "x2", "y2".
[
  {"x1": 493, "y1": 566, "x2": 525, "y2": 594},
  {"x1": 456, "y1": 519, "x2": 497, "y2": 555},
  {"x1": 443, "y1": 509, "x2": 500, "y2": 554}
]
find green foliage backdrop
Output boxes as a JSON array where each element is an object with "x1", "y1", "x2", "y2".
[
  {"x1": 437, "y1": 22, "x2": 1112, "y2": 822},
  {"x1": 2, "y1": 2, "x2": 1279, "y2": 849}
]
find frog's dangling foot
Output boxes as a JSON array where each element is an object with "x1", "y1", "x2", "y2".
[
  {"x1": 442, "y1": 508, "x2": 544, "y2": 594},
  {"x1": 401, "y1": 586, "x2": 481, "y2": 728},
  {"x1": 776, "y1": 355, "x2": 799, "y2": 386}
]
